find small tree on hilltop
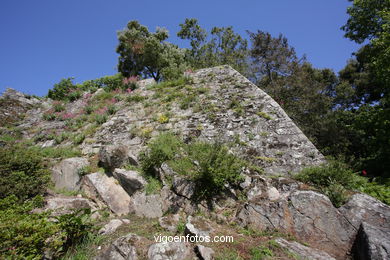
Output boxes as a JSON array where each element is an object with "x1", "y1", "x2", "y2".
[{"x1": 116, "y1": 20, "x2": 187, "y2": 81}]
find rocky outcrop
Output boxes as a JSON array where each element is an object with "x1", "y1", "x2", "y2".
[
  {"x1": 158, "y1": 214, "x2": 181, "y2": 233},
  {"x1": 275, "y1": 238, "x2": 336, "y2": 260},
  {"x1": 237, "y1": 190, "x2": 355, "y2": 259},
  {"x1": 185, "y1": 216, "x2": 214, "y2": 238},
  {"x1": 51, "y1": 157, "x2": 89, "y2": 191},
  {"x1": 339, "y1": 193, "x2": 390, "y2": 230},
  {"x1": 113, "y1": 168, "x2": 146, "y2": 196},
  {"x1": 129, "y1": 192, "x2": 163, "y2": 218},
  {"x1": 352, "y1": 222, "x2": 390, "y2": 260},
  {"x1": 82, "y1": 66, "x2": 324, "y2": 176},
  {"x1": 98, "y1": 145, "x2": 138, "y2": 172},
  {"x1": 0, "y1": 88, "x2": 40, "y2": 126},
  {"x1": 82, "y1": 172, "x2": 131, "y2": 215},
  {"x1": 147, "y1": 242, "x2": 192, "y2": 260},
  {"x1": 45, "y1": 196, "x2": 95, "y2": 216},
  {"x1": 96, "y1": 233, "x2": 142, "y2": 260},
  {"x1": 195, "y1": 245, "x2": 215, "y2": 260}
]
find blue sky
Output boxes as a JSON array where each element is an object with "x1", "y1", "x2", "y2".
[{"x1": 0, "y1": 0, "x2": 360, "y2": 97}]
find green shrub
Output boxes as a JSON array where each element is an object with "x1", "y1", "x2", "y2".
[
  {"x1": 94, "y1": 114, "x2": 108, "y2": 125},
  {"x1": 37, "y1": 146, "x2": 82, "y2": 159},
  {"x1": 0, "y1": 196, "x2": 60, "y2": 259},
  {"x1": 84, "y1": 105, "x2": 95, "y2": 115},
  {"x1": 140, "y1": 133, "x2": 245, "y2": 200},
  {"x1": 126, "y1": 94, "x2": 147, "y2": 103},
  {"x1": 322, "y1": 181, "x2": 349, "y2": 207},
  {"x1": 107, "y1": 104, "x2": 117, "y2": 115},
  {"x1": 43, "y1": 112, "x2": 56, "y2": 121},
  {"x1": 358, "y1": 180, "x2": 390, "y2": 205},
  {"x1": 53, "y1": 102, "x2": 65, "y2": 112},
  {"x1": 182, "y1": 141, "x2": 244, "y2": 200},
  {"x1": 144, "y1": 177, "x2": 163, "y2": 195},
  {"x1": 0, "y1": 143, "x2": 51, "y2": 201},
  {"x1": 296, "y1": 160, "x2": 390, "y2": 206},
  {"x1": 48, "y1": 78, "x2": 78, "y2": 101},
  {"x1": 295, "y1": 160, "x2": 364, "y2": 190},
  {"x1": 72, "y1": 133, "x2": 85, "y2": 145},
  {"x1": 55, "y1": 208, "x2": 94, "y2": 252},
  {"x1": 0, "y1": 196, "x2": 93, "y2": 259},
  {"x1": 250, "y1": 245, "x2": 274, "y2": 260},
  {"x1": 80, "y1": 74, "x2": 123, "y2": 92},
  {"x1": 140, "y1": 132, "x2": 184, "y2": 177}
]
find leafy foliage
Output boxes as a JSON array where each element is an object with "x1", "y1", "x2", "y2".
[
  {"x1": 140, "y1": 133, "x2": 245, "y2": 200},
  {"x1": 0, "y1": 143, "x2": 51, "y2": 201},
  {"x1": 296, "y1": 160, "x2": 390, "y2": 206},
  {"x1": 116, "y1": 20, "x2": 187, "y2": 81},
  {"x1": 48, "y1": 78, "x2": 79, "y2": 101},
  {"x1": 178, "y1": 18, "x2": 248, "y2": 74},
  {"x1": 0, "y1": 196, "x2": 93, "y2": 259}
]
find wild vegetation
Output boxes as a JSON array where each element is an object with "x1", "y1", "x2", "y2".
[{"x1": 0, "y1": 0, "x2": 389, "y2": 258}]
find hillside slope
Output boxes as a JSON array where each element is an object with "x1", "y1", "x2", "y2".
[{"x1": 0, "y1": 66, "x2": 389, "y2": 260}]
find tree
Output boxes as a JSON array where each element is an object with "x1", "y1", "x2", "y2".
[
  {"x1": 248, "y1": 31, "x2": 302, "y2": 84},
  {"x1": 341, "y1": 0, "x2": 390, "y2": 90},
  {"x1": 116, "y1": 21, "x2": 187, "y2": 81},
  {"x1": 341, "y1": 0, "x2": 389, "y2": 43},
  {"x1": 177, "y1": 18, "x2": 248, "y2": 74}
]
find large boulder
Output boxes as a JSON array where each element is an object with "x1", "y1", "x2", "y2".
[
  {"x1": 172, "y1": 176, "x2": 196, "y2": 200},
  {"x1": 98, "y1": 145, "x2": 138, "y2": 172},
  {"x1": 113, "y1": 168, "x2": 146, "y2": 196},
  {"x1": 51, "y1": 157, "x2": 89, "y2": 191},
  {"x1": 339, "y1": 193, "x2": 390, "y2": 259},
  {"x1": 352, "y1": 222, "x2": 390, "y2": 260},
  {"x1": 95, "y1": 233, "x2": 141, "y2": 260},
  {"x1": 195, "y1": 245, "x2": 214, "y2": 260},
  {"x1": 237, "y1": 190, "x2": 355, "y2": 259},
  {"x1": 185, "y1": 216, "x2": 214, "y2": 238},
  {"x1": 129, "y1": 192, "x2": 163, "y2": 218},
  {"x1": 158, "y1": 214, "x2": 180, "y2": 233},
  {"x1": 147, "y1": 242, "x2": 192, "y2": 260},
  {"x1": 83, "y1": 172, "x2": 131, "y2": 215},
  {"x1": 45, "y1": 196, "x2": 94, "y2": 216},
  {"x1": 339, "y1": 193, "x2": 390, "y2": 230}
]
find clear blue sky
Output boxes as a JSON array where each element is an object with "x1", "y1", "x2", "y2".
[{"x1": 0, "y1": 0, "x2": 360, "y2": 97}]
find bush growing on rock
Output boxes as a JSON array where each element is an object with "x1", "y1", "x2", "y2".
[
  {"x1": 140, "y1": 132, "x2": 245, "y2": 200},
  {"x1": 296, "y1": 160, "x2": 390, "y2": 206},
  {"x1": 0, "y1": 143, "x2": 51, "y2": 201}
]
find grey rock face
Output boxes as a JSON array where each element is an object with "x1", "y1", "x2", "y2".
[
  {"x1": 83, "y1": 65, "x2": 324, "y2": 175},
  {"x1": 1, "y1": 88, "x2": 40, "y2": 106},
  {"x1": 195, "y1": 244, "x2": 215, "y2": 260},
  {"x1": 172, "y1": 176, "x2": 196, "y2": 199},
  {"x1": 339, "y1": 193, "x2": 390, "y2": 230},
  {"x1": 339, "y1": 193, "x2": 390, "y2": 260},
  {"x1": 45, "y1": 196, "x2": 94, "y2": 216},
  {"x1": 98, "y1": 145, "x2": 138, "y2": 171},
  {"x1": 83, "y1": 172, "x2": 131, "y2": 215},
  {"x1": 352, "y1": 222, "x2": 390, "y2": 260},
  {"x1": 98, "y1": 219, "x2": 130, "y2": 235},
  {"x1": 185, "y1": 216, "x2": 214, "y2": 238},
  {"x1": 147, "y1": 242, "x2": 192, "y2": 260},
  {"x1": 237, "y1": 190, "x2": 355, "y2": 259},
  {"x1": 96, "y1": 233, "x2": 140, "y2": 260},
  {"x1": 129, "y1": 192, "x2": 163, "y2": 218},
  {"x1": 158, "y1": 214, "x2": 180, "y2": 233},
  {"x1": 113, "y1": 168, "x2": 146, "y2": 195},
  {"x1": 51, "y1": 157, "x2": 89, "y2": 191},
  {"x1": 275, "y1": 238, "x2": 336, "y2": 260}
]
